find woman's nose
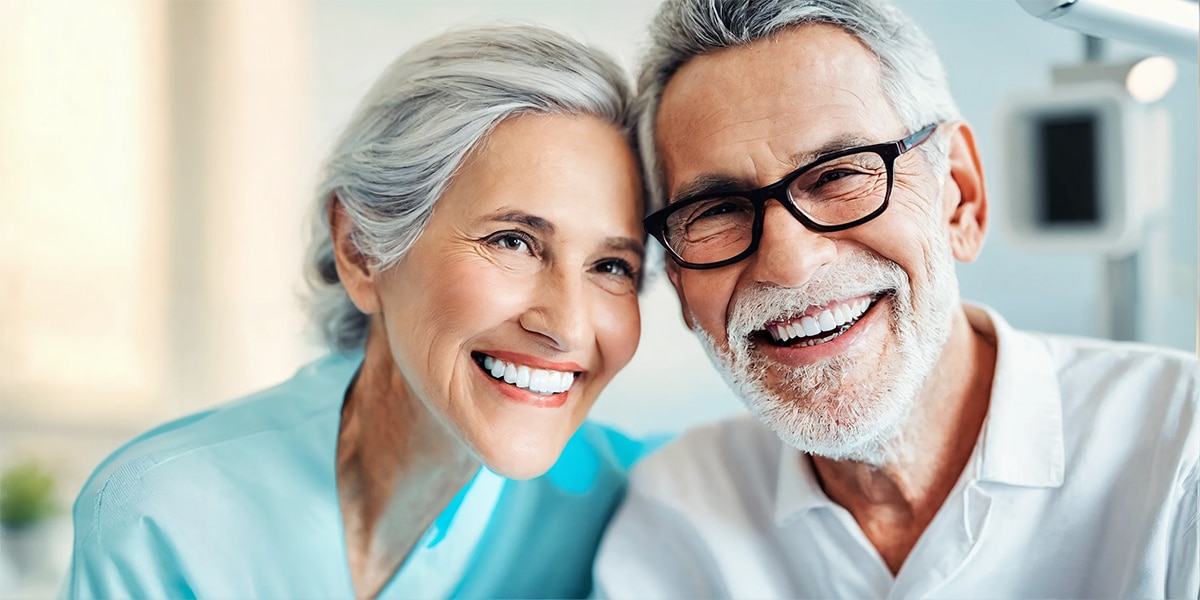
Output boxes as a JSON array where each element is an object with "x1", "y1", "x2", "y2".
[
  {"x1": 745, "y1": 200, "x2": 837, "y2": 288},
  {"x1": 518, "y1": 268, "x2": 592, "y2": 351}
]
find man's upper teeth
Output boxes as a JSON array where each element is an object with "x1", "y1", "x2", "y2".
[
  {"x1": 482, "y1": 355, "x2": 575, "y2": 394},
  {"x1": 769, "y1": 297, "x2": 871, "y2": 343}
]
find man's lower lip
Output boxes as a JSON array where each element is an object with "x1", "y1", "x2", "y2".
[{"x1": 477, "y1": 364, "x2": 569, "y2": 408}]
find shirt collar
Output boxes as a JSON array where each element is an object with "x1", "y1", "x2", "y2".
[
  {"x1": 966, "y1": 304, "x2": 1065, "y2": 488},
  {"x1": 771, "y1": 304, "x2": 1065, "y2": 525},
  {"x1": 773, "y1": 444, "x2": 834, "y2": 525}
]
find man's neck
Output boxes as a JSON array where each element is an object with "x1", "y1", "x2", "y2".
[
  {"x1": 337, "y1": 321, "x2": 479, "y2": 598},
  {"x1": 810, "y1": 308, "x2": 996, "y2": 575}
]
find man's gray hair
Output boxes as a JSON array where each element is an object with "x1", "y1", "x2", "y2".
[
  {"x1": 637, "y1": 0, "x2": 962, "y2": 212},
  {"x1": 306, "y1": 25, "x2": 637, "y2": 351}
]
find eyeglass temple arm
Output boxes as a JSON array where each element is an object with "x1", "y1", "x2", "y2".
[{"x1": 899, "y1": 123, "x2": 939, "y2": 153}]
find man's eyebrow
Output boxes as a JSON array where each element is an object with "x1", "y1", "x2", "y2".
[
  {"x1": 670, "y1": 174, "x2": 747, "y2": 205},
  {"x1": 788, "y1": 134, "x2": 875, "y2": 167},
  {"x1": 668, "y1": 134, "x2": 879, "y2": 205},
  {"x1": 487, "y1": 210, "x2": 555, "y2": 233}
]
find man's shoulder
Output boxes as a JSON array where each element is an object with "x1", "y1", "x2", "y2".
[
  {"x1": 626, "y1": 412, "x2": 781, "y2": 510},
  {"x1": 1033, "y1": 332, "x2": 1198, "y2": 407},
  {"x1": 1022, "y1": 331, "x2": 1199, "y2": 474},
  {"x1": 1037, "y1": 331, "x2": 1197, "y2": 372}
]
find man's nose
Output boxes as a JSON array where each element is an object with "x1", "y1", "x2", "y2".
[
  {"x1": 745, "y1": 200, "x2": 836, "y2": 288},
  {"x1": 518, "y1": 268, "x2": 592, "y2": 352}
]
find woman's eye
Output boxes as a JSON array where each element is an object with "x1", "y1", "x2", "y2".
[
  {"x1": 595, "y1": 258, "x2": 636, "y2": 279},
  {"x1": 488, "y1": 232, "x2": 534, "y2": 254}
]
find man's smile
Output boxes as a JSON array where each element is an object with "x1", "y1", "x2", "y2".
[{"x1": 757, "y1": 292, "x2": 891, "y2": 348}]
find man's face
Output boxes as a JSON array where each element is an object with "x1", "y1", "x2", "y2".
[{"x1": 655, "y1": 24, "x2": 964, "y2": 464}]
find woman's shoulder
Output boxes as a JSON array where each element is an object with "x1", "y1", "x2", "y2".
[{"x1": 72, "y1": 352, "x2": 360, "y2": 533}]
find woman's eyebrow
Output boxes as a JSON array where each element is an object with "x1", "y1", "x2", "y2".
[
  {"x1": 489, "y1": 210, "x2": 555, "y2": 233},
  {"x1": 603, "y1": 236, "x2": 645, "y2": 256}
]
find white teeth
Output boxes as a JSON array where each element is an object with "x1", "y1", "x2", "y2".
[
  {"x1": 530, "y1": 370, "x2": 549, "y2": 393},
  {"x1": 801, "y1": 316, "x2": 821, "y2": 337},
  {"x1": 479, "y1": 355, "x2": 575, "y2": 395},
  {"x1": 765, "y1": 297, "x2": 876, "y2": 343},
  {"x1": 818, "y1": 310, "x2": 837, "y2": 332}
]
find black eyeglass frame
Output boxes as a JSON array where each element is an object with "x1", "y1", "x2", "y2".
[{"x1": 644, "y1": 123, "x2": 939, "y2": 270}]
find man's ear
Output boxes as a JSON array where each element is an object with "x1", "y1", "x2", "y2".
[
  {"x1": 329, "y1": 195, "x2": 382, "y2": 315},
  {"x1": 941, "y1": 122, "x2": 989, "y2": 263},
  {"x1": 665, "y1": 261, "x2": 696, "y2": 330}
]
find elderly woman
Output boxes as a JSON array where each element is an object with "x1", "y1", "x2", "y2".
[{"x1": 63, "y1": 25, "x2": 650, "y2": 599}]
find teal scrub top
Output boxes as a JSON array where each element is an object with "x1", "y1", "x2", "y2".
[{"x1": 61, "y1": 351, "x2": 654, "y2": 599}]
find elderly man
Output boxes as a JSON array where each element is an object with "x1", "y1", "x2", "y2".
[{"x1": 595, "y1": 0, "x2": 1198, "y2": 597}]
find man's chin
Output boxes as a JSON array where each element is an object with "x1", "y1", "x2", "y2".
[{"x1": 752, "y1": 394, "x2": 907, "y2": 466}]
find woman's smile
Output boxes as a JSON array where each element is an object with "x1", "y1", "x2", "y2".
[{"x1": 471, "y1": 350, "x2": 582, "y2": 407}]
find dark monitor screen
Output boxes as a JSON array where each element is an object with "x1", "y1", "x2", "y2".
[{"x1": 1035, "y1": 114, "x2": 1101, "y2": 225}]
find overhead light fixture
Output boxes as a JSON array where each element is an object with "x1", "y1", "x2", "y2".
[
  {"x1": 1052, "y1": 56, "x2": 1179, "y2": 104},
  {"x1": 1124, "y1": 56, "x2": 1179, "y2": 104},
  {"x1": 1016, "y1": 0, "x2": 1199, "y2": 59}
]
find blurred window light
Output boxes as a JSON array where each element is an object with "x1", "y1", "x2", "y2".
[
  {"x1": 0, "y1": 1, "x2": 315, "y2": 432},
  {"x1": 0, "y1": 2, "x2": 169, "y2": 427}
]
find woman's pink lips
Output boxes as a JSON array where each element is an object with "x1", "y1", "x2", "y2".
[
  {"x1": 478, "y1": 364, "x2": 570, "y2": 408},
  {"x1": 477, "y1": 349, "x2": 584, "y2": 373}
]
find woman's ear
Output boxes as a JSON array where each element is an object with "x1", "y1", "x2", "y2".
[
  {"x1": 941, "y1": 122, "x2": 989, "y2": 263},
  {"x1": 329, "y1": 195, "x2": 382, "y2": 314}
]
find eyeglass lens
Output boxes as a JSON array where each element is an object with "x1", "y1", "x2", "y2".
[{"x1": 663, "y1": 150, "x2": 889, "y2": 265}]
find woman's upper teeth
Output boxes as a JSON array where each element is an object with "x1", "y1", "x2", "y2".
[
  {"x1": 482, "y1": 355, "x2": 575, "y2": 394},
  {"x1": 769, "y1": 297, "x2": 871, "y2": 343}
]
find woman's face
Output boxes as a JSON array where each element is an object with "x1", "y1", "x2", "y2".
[{"x1": 371, "y1": 113, "x2": 644, "y2": 479}]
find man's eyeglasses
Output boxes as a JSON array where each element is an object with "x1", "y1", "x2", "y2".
[{"x1": 643, "y1": 123, "x2": 939, "y2": 270}]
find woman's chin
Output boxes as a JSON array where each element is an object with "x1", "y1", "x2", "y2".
[{"x1": 470, "y1": 432, "x2": 570, "y2": 481}]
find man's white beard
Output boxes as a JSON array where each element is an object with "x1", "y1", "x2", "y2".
[{"x1": 692, "y1": 241, "x2": 959, "y2": 466}]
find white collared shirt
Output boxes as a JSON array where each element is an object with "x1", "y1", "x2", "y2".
[{"x1": 595, "y1": 306, "x2": 1199, "y2": 599}]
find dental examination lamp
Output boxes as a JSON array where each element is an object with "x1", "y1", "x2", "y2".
[
  {"x1": 1016, "y1": 0, "x2": 1199, "y2": 60},
  {"x1": 999, "y1": 64, "x2": 1174, "y2": 256},
  {"x1": 998, "y1": 19, "x2": 1184, "y2": 342}
]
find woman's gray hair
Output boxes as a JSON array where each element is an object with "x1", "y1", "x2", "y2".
[
  {"x1": 306, "y1": 24, "x2": 637, "y2": 351},
  {"x1": 637, "y1": 0, "x2": 962, "y2": 212}
]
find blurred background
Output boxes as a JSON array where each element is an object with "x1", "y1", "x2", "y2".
[{"x1": 0, "y1": 0, "x2": 1195, "y2": 595}]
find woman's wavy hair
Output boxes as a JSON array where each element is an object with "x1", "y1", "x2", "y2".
[{"x1": 305, "y1": 25, "x2": 638, "y2": 351}]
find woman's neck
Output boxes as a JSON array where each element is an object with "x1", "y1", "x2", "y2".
[{"x1": 337, "y1": 321, "x2": 480, "y2": 598}]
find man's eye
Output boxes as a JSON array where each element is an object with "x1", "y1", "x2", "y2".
[
  {"x1": 813, "y1": 169, "x2": 857, "y2": 187},
  {"x1": 697, "y1": 201, "x2": 744, "y2": 219}
]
